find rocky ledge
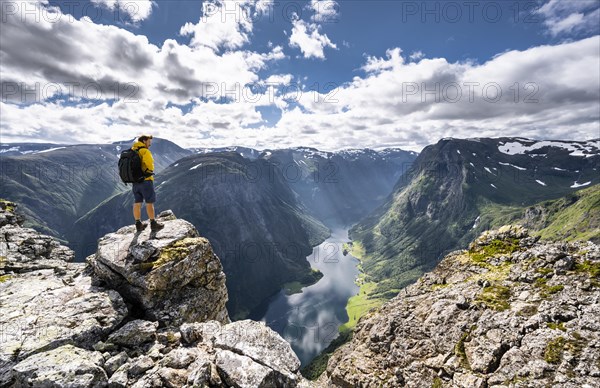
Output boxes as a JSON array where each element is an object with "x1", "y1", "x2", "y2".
[
  {"x1": 87, "y1": 211, "x2": 229, "y2": 326},
  {"x1": 0, "y1": 201, "x2": 313, "y2": 387},
  {"x1": 323, "y1": 225, "x2": 600, "y2": 387}
]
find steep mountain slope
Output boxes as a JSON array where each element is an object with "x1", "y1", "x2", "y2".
[
  {"x1": 520, "y1": 184, "x2": 600, "y2": 244},
  {"x1": 349, "y1": 138, "x2": 599, "y2": 301},
  {"x1": 0, "y1": 138, "x2": 191, "y2": 241},
  {"x1": 71, "y1": 152, "x2": 330, "y2": 319},
  {"x1": 260, "y1": 147, "x2": 418, "y2": 226},
  {"x1": 322, "y1": 225, "x2": 600, "y2": 387}
]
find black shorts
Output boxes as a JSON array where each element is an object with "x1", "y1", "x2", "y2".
[{"x1": 132, "y1": 180, "x2": 156, "y2": 204}]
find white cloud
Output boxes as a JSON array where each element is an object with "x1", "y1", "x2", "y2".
[
  {"x1": 0, "y1": 1, "x2": 283, "y2": 105},
  {"x1": 289, "y1": 18, "x2": 337, "y2": 59},
  {"x1": 264, "y1": 74, "x2": 293, "y2": 85},
  {"x1": 266, "y1": 36, "x2": 600, "y2": 151},
  {"x1": 537, "y1": 0, "x2": 600, "y2": 36},
  {"x1": 255, "y1": 0, "x2": 276, "y2": 16},
  {"x1": 0, "y1": 0, "x2": 286, "y2": 146},
  {"x1": 91, "y1": 0, "x2": 155, "y2": 22},
  {"x1": 309, "y1": 0, "x2": 340, "y2": 23},
  {"x1": 362, "y1": 48, "x2": 404, "y2": 73},
  {"x1": 409, "y1": 51, "x2": 425, "y2": 62},
  {"x1": 180, "y1": 0, "x2": 255, "y2": 52},
  {"x1": 1, "y1": 1, "x2": 599, "y2": 153}
]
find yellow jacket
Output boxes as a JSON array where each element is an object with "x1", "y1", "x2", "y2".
[{"x1": 132, "y1": 141, "x2": 154, "y2": 181}]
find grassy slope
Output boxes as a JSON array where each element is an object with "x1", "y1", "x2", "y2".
[
  {"x1": 338, "y1": 241, "x2": 385, "y2": 332},
  {"x1": 525, "y1": 184, "x2": 600, "y2": 243}
]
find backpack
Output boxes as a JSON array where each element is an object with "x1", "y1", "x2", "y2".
[{"x1": 118, "y1": 147, "x2": 146, "y2": 184}]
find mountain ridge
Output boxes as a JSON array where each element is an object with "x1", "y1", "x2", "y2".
[{"x1": 341, "y1": 137, "x2": 599, "y2": 342}]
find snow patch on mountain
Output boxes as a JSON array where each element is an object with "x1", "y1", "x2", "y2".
[
  {"x1": 571, "y1": 181, "x2": 592, "y2": 188},
  {"x1": 498, "y1": 140, "x2": 599, "y2": 157},
  {"x1": 499, "y1": 162, "x2": 527, "y2": 171}
]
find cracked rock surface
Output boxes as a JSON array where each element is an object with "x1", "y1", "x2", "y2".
[
  {"x1": 88, "y1": 210, "x2": 229, "y2": 326},
  {"x1": 323, "y1": 225, "x2": 600, "y2": 388}
]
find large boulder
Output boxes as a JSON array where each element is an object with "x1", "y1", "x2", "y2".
[
  {"x1": 107, "y1": 319, "x2": 159, "y2": 347},
  {"x1": 12, "y1": 345, "x2": 107, "y2": 388},
  {"x1": 213, "y1": 320, "x2": 301, "y2": 379},
  {"x1": 88, "y1": 210, "x2": 229, "y2": 326}
]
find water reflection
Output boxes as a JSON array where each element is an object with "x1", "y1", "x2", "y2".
[{"x1": 260, "y1": 224, "x2": 360, "y2": 366}]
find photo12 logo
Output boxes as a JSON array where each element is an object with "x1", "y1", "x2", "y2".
[
  {"x1": 1, "y1": 1, "x2": 150, "y2": 24},
  {"x1": 399, "y1": 82, "x2": 539, "y2": 104},
  {"x1": 397, "y1": 1, "x2": 540, "y2": 24},
  {"x1": 1, "y1": 82, "x2": 140, "y2": 104}
]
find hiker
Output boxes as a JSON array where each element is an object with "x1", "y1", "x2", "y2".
[{"x1": 131, "y1": 135, "x2": 164, "y2": 232}]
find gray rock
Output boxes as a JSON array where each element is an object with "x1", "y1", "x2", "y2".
[
  {"x1": 1, "y1": 206, "x2": 317, "y2": 388},
  {"x1": 215, "y1": 349, "x2": 278, "y2": 388},
  {"x1": 0, "y1": 200, "x2": 24, "y2": 227},
  {"x1": 180, "y1": 320, "x2": 222, "y2": 345},
  {"x1": 187, "y1": 358, "x2": 218, "y2": 387},
  {"x1": 88, "y1": 212, "x2": 230, "y2": 326},
  {"x1": 105, "y1": 352, "x2": 129, "y2": 376},
  {"x1": 108, "y1": 366, "x2": 128, "y2": 388},
  {"x1": 555, "y1": 256, "x2": 575, "y2": 272},
  {"x1": 12, "y1": 345, "x2": 107, "y2": 388},
  {"x1": 0, "y1": 266, "x2": 126, "y2": 386},
  {"x1": 214, "y1": 319, "x2": 301, "y2": 376},
  {"x1": 160, "y1": 347, "x2": 198, "y2": 369},
  {"x1": 157, "y1": 367, "x2": 188, "y2": 387},
  {"x1": 129, "y1": 355, "x2": 154, "y2": 376},
  {"x1": 0, "y1": 203, "x2": 126, "y2": 387},
  {"x1": 0, "y1": 222, "x2": 74, "y2": 272},
  {"x1": 107, "y1": 320, "x2": 158, "y2": 347},
  {"x1": 453, "y1": 372, "x2": 486, "y2": 388}
]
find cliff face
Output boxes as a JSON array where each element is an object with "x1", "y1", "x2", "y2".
[
  {"x1": 87, "y1": 210, "x2": 229, "y2": 326},
  {"x1": 0, "y1": 201, "x2": 313, "y2": 387},
  {"x1": 323, "y1": 225, "x2": 600, "y2": 387}
]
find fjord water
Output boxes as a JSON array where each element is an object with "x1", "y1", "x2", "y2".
[{"x1": 259, "y1": 224, "x2": 360, "y2": 366}]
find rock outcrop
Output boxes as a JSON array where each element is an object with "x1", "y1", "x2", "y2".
[
  {"x1": 87, "y1": 210, "x2": 229, "y2": 326},
  {"x1": 323, "y1": 225, "x2": 600, "y2": 387},
  {"x1": 0, "y1": 201, "x2": 315, "y2": 387},
  {"x1": 0, "y1": 201, "x2": 128, "y2": 387}
]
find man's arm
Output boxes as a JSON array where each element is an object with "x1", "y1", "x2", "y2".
[{"x1": 140, "y1": 149, "x2": 154, "y2": 176}]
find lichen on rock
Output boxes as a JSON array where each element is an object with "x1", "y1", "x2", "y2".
[
  {"x1": 323, "y1": 225, "x2": 600, "y2": 387},
  {"x1": 87, "y1": 211, "x2": 230, "y2": 326}
]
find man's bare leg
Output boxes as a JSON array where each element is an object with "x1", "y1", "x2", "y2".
[
  {"x1": 133, "y1": 202, "x2": 142, "y2": 220},
  {"x1": 146, "y1": 203, "x2": 155, "y2": 220}
]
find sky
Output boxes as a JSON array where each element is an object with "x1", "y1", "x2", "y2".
[{"x1": 0, "y1": 0, "x2": 599, "y2": 152}]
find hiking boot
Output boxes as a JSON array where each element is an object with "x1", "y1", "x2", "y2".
[
  {"x1": 135, "y1": 220, "x2": 147, "y2": 232},
  {"x1": 150, "y1": 220, "x2": 164, "y2": 231}
]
